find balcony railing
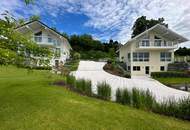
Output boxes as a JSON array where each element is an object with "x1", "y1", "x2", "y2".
[
  {"x1": 138, "y1": 40, "x2": 176, "y2": 48},
  {"x1": 32, "y1": 36, "x2": 61, "y2": 46}
]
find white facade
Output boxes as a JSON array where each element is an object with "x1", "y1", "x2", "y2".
[
  {"x1": 16, "y1": 21, "x2": 72, "y2": 67},
  {"x1": 119, "y1": 24, "x2": 188, "y2": 76}
]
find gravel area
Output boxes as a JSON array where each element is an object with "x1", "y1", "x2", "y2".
[{"x1": 72, "y1": 60, "x2": 190, "y2": 102}]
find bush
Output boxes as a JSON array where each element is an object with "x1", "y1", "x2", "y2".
[
  {"x1": 124, "y1": 72, "x2": 131, "y2": 78},
  {"x1": 73, "y1": 52, "x2": 81, "y2": 60},
  {"x1": 21, "y1": 66, "x2": 52, "y2": 70},
  {"x1": 76, "y1": 79, "x2": 92, "y2": 96},
  {"x1": 153, "y1": 97, "x2": 190, "y2": 120},
  {"x1": 97, "y1": 82, "x2": 111, "y2": 100},
  {"x1": 116, "y1": 88, "x2": 156, "y2": 110},
  {"x1": 80, "y1": 50, "x2": 109, "y2": 60},
  {"x1": 66, "y1": 75, "x2": 76, "y2": 87},
  {"x1": 151, "y1": 71, "x2": 189, "y2": 78}
]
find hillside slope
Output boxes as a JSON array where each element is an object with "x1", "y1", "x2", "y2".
[{"x1": 0, "y1": 66, "x2": 189, "y2": 130}]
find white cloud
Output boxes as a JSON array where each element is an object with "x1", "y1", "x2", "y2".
[{"x1": 1, "y1": 0, "x2": 190, "y2": 47}]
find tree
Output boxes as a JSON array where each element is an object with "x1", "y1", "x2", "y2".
[
  {"x1": 24, "y1": 0, "x2": 34, "y2": 5},
  {"x1": 131, "y1": 16, "x2": 168, "y2": 38},
  {"x1": 17, "y1": 18, "x2": 25, "y2": 25},
  {"x1": 175, "y1": 47, "x2": 190, "y2": 56},
  {"x1": 29, "y1": 15, "x2": 40, "y2": 21}
]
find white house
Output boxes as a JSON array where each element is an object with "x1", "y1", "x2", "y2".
[
  {"x1": 15, "y1": 20, "x2": 72, "y2": 67},
  {"x1": 119, "y1": 24, "x2": 188, "y2": 76}
]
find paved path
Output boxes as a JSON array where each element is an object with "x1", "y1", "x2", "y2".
[{"x1": 72, "y1": 61, "x2": 189, "y2": 102}]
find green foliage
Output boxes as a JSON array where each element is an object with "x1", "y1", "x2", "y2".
[
  {"x1": 64, "y1": 59, "x2": 79, "y2": 71},
  {"x1": 25, "y1": 0, "x2": 34, "y2": 5},
  {"x1": 153, "y1": 97, "x2": 190, "y2": 120},
  {"x1": 97, "y1": 82, "x2": 111, "y2": 100},
  {"x1": 116, "y1": 88, "x2": 122, "y2": 103},
  {"x1": 66, "y1": 75, "x2": 76, "y2": 87},
  {"x1": 76, "y1": 79, "x2": 92, "y2": 96},
  {"x1": 29, "y1": 15, "x2": 40, "y2": 21},
  {"x1": 122, "y1": 89, "x2": 132, "y2": 105},
  {"x1": 132, "y1": 88, "x2": 141, "y2": 108},
  {"x1": 151, "y1": 71, "x2": 189, "y2": 78},
  {"x1": 175, "y1": 47, "x2": 190, "y2": 56},
  {"x1": 72, "y1": 52, "x2": 81, "y2": 60},
  {"x1": 116, "y1": 88, "x2": 156, "y2": 110},
  {"x1": 132, "y1": 16, "x2": 168, "y2": 38},
  {"x1": 80, "y1": 50, "x2": 109, "y2": 60},
  {"x1": 69, "y1": 34, "x2": 120, "y2": 60}
]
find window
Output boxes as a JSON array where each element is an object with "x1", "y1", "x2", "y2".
[
  {"x1": 133, "y1": 53, "x2": 137, "y2": 61},
  {"x1": 160, "y1": 66, "x2": 165, "y2": 71},
  {"x1": 48, "y1": 37, "x2": 52, "y2": 43},
  {"x1": 141, "y1": 39, "x2": 150, "y2": 46},
  {"x1": 55, "y1": 48, "x2": 61, "y2": 57},
  {"x1": 160, "y1": 52, "x2": 171, "y2": 61},
  {"x1": 140, "y1": 35, "x2": 150, "y2": 47},
  {"x1": 154, "y1": 36, "x2": 162, "y2": 46},
  {"x1": 128, "y1": 53, "x2": 131, "y2": 62},
  {"x1": 34, "y1": 31, "x2": 42, "y2": 42},
  {"x1": 133, "y1": 66, "x2": 140, "y2": 71},
  {"x1": 133, "y1": 52, "x2": 149, "y2": 62},
  {"x1": 57, "y1": 41, "x2": 61, "y2": 46}
]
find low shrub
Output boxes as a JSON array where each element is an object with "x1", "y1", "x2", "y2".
[
  {"x1": 124, "y1": 72, "x2": 131, "y2": 78},
  {"x1": 132, "y1": 88, "x2": 141, "y2": 108},
  {"x1": 22, "y1": 66, "x2": 52, "y2": 70},
  {"x1": 116, "y1": 88, "x2": 122, "y2": 103},
  {"x1": 122, "y1": 89, "x2": 132, "y2": 105},
  {"x1": 116, "y1": 88, "x2": 156, "y2": 110},
  {"x1": 76, "y1": 79, "x2": 92, "y2": 96},
  {"x1": 151, "y1": 71, "x2": 189, "y2": 78},
  {"x1": 153, "y1": 97, "x2": 190, "y2": 120},
  {"x1": 97, "y1": 82, "x2": 111, "y2": 100},
  {"x1": 66, "y1": 75, "x2": 76, "y2": 87},
  {"x1": 144, "y1": 90, "x2": 156, "y2": 110}
]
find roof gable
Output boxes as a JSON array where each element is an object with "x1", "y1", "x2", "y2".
[
  {"x1": 126, "y1": 24, "x2": 188, "y2": 45},
  {"x1": 15, "y1": 20, "x2": 72, "y2": 49}
]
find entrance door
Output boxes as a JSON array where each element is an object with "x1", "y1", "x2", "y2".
[{"x1": 145, "y1": 66, "x2": 149, "y2": 75}]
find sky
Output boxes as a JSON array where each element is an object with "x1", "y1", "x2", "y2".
[{"x1": 0, "y1": 0, "x2": 190, "y2": 47}]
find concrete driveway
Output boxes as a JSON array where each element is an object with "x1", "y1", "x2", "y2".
[{"x1": 72, "y1": 60, "x2": 189, "y2": 102}]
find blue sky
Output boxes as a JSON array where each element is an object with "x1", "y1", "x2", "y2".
[{"x1": 1, "y1": 0, "x2": 190, "y2": 47}]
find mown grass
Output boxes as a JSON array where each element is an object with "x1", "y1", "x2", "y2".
[{"x1": 0, "y1": 66, "x2": 190, "y2": 130}]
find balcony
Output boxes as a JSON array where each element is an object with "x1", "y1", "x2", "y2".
[
  {"x1": 32, "y1": 36, "x2": 61, "y2": 47},
  {"x1": 138, "y1": 39, "x2": 177, "y2": 50}
]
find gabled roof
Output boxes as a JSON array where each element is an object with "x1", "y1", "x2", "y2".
[
  {"x1": 123, "y1": 24, "x2": 189, "y2": 46},
  {"x1": 15, "y1": 20, "x2": 72, "y2": 49}
]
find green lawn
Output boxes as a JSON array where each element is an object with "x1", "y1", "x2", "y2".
[
  {"x1": 0, "y1": 66, "x2": 190, "y2": 130},
  {"x1": 155, "y1": 77, "x2": 190, "y2": 85}
]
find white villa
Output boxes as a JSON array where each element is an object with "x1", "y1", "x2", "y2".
[
  {"x1": 119, "y1": 24, "x2": 188, "y2": 76},
  {"x1": 16, "y1": 20, "x2": 72, "y2": 67}
]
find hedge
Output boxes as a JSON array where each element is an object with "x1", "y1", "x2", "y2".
[{"x1": 151, "y1": 71, "x2": 190, "y2": 78}]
